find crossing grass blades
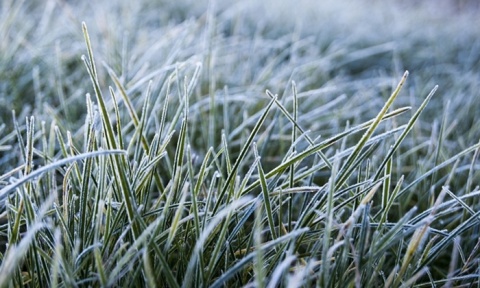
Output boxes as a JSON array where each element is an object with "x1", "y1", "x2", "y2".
[{"x1": 0, "y1": 6, "x2": 480, "y2": 287}]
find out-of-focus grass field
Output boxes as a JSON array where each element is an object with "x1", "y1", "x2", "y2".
[{"x1": 0, "y1": 0, "x2": 479, "y2": 287}]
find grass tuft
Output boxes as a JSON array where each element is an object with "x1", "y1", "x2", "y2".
[{"x1": 1, "y1": 1, "x2": 479, "y2": 287}]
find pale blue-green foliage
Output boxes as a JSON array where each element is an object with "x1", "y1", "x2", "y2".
[{"x1": 0, "y1": 0, "x2": 480, "y2": 287}]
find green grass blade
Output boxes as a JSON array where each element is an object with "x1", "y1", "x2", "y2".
[
  {"x1": 397, "y1": 142, "x2": 480, "y2": 199},
  {"x1": 212, "y1": 94, "x2": 277, "y2": 214},
  {"x1": 0, "y1": 150, "x2": 125, "y2": 202},
  {"x1": 373, "y1": 85, "x2": 437, "y2": 182},
  {"x1": 209, "y1": 227, "x2": 309, "y2": 288},
  {"x1": 336, "y1": 71, "x2": 409, "y2": 189},
  {"x1": 254, "y1": 143, "x2": 277, "y2": 240},
  {"x1": 182, "y1": 197, "x2": 253, "y2": 288}
]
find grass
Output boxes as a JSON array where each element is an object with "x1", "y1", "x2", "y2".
[{"x1": 1, "y1": 0, "x2": 480, "y2": 287}]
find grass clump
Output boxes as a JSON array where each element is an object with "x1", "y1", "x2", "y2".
[{"x1": 1, "y1": 0, "x2": 480, "y2": 287}]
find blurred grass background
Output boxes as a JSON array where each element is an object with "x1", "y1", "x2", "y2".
[{"x1": 2, "y1": 0, "x2": 479, "y2": 133}]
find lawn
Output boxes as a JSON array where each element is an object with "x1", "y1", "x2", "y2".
[{"x1": 0, "y1": 0, "x2": 479, "y2": 287}]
